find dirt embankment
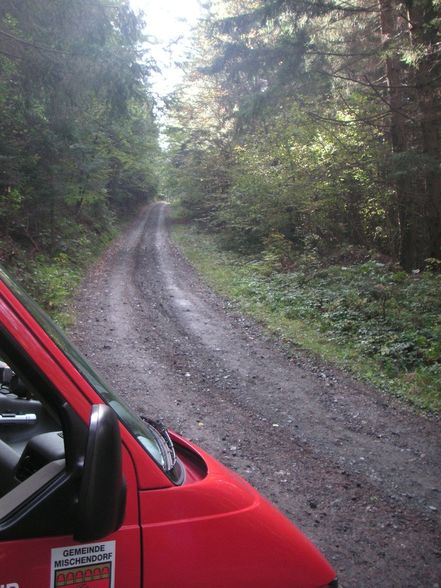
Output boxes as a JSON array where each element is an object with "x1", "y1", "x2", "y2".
[{"x1": 71, "y1": 203, "x2": 441, "y2": 587}]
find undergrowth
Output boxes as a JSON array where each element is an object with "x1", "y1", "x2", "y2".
[
  {"x1": 0, "y1": 228, "x2": 115, "y2": 327},
  {"x1": 171, "y1": 223, "x2": 441, "y2": 413}
]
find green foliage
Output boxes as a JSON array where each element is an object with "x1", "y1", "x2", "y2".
[
  {"x1": 1, "y1": 224, "x2": 116, "y2": 326},
  {"x1": 168, "y1": 96, "x2": 396, "y2": 258},
  {"x1": 425, "y1": 258, "x2": 441, "y2": 273},
  {"x1": 0, "y1": 0, "x2": 159, "y2": 240},
  {"x1": 252, "y1": 231, "x2": 295, "y2": 275},
  {"x1": 28, "y1": 256, "x2": 82, "y2": 323},
  {"x1": 0, "y1": 0, "x2": 160, "y2": 317},
  {"x1": 165, "y1": 0, "x2": 440, "y2": 269},
  {"x1": 172, "y1": 221, "x2": 441, "y2": 412}
]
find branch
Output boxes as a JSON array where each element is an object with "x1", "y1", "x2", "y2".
[
  {"x1": 329, "y1": 1, "x2": 380, "y2": 13},
  {"x1": 306, "y1": 47, "x2": 379, "y2": 58},
  {"x1": 0, "y1": 45, "x2": 22, "y2": 60},
  {"x1": 304, "y1": 108, "x2": 390, "y2": 125},
  {"x1": 0, "y1": 29, "x2": 71, "y2": 56},
  {"x1": 321, "y1": 69, "x2": 380, "y2": 86},
  {"x1": 361, "y1": 74, "x2": 417, "y2": 124}
]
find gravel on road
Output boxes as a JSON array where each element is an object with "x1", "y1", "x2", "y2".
[{"x1": 71, "y1": 202, "x2": 441, "y2": 587}]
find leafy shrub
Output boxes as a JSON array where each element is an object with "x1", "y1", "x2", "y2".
[{"x1": 2, "y1": 224, "x2": 115, "y2": 326}]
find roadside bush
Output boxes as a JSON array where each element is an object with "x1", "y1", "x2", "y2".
[{"x1": 1, "y1": 224, "x2": 115, "y2": 326}]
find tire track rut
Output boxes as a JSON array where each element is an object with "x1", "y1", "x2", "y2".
[{"x1": 71, "y1": 203, "x2": 441, "y2": 586}]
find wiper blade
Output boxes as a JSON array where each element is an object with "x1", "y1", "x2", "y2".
[{"x1": 141, "y1": 416, "x2": 177, "y2": 472}]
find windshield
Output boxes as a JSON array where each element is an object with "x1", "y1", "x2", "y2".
[{"x1": 0, "y1": 267, "x2": 179, "y2": 480}]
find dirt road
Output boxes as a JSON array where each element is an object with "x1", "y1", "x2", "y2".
[{"x1": 71, "y1": 202, "x2": 441, "y2": 586}]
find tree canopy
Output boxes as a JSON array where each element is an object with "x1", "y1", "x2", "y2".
[
  {"x1": 165, "y1": 0, "x2": 441, "y2": 270},
  {"x1": 0, "y1": 0, "x2": 160, "y2": 267}
]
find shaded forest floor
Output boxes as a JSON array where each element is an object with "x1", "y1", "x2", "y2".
[
  {"x1": 171, "y1": 221, "x2": 441, "y2": 414},
  {"x1": 0, "y1": 219, "x2": 119, "y2": 327}
]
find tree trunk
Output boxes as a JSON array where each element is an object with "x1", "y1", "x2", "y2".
[
  {"x1": 406, "y1": 0, "x2": 441, "y2": 262},
  {"x1": 378, "y1": 0, "x2": 420, "y2": 269}
]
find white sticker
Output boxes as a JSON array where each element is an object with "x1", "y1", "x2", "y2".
[{"x1": 50, "y1": 541, "x2": 115, "y2": 588}]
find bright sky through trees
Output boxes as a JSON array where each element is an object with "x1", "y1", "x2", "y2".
[{"x1": 128, "y1": 0, "x2": 202, "y2": 96}]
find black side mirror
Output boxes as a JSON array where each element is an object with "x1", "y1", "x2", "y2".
[{"x1": 74, "y1": 404, "x2": 126, "y2": 541}]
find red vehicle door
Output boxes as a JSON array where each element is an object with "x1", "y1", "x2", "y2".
[
  {"x1": 0, "y1": 270, "x2": 337, "y2": 588},
  {"x1": 0, "y1": 288, "x2": 142, "y2": 588}
]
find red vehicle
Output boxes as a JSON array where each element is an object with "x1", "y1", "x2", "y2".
[{"x1": 0, "y1": 268, "x2": 337, "y2": 588}]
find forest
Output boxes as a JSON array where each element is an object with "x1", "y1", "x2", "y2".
[
  {"x1": 165, "y1": 0, "x2": 441, "y2": 271},
  {"x1": 0, "y1": 0, "x2": 160, "y2": 310},
  {"x1": 0, "y1": 0, "x2": 440, "y2": 409},
  {"x1": 164, "y1": 0, "x2": 441, "y2": 409}
]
